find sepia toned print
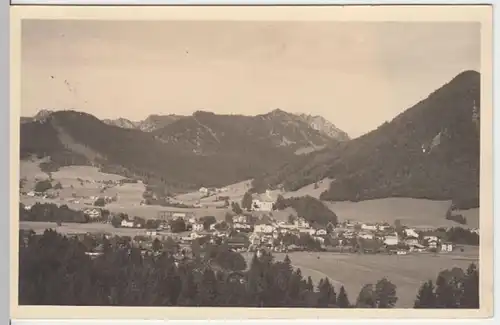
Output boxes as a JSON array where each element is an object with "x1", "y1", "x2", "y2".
[{"x1": 10, "y1": 5, "x2": 493, "y2": 320}]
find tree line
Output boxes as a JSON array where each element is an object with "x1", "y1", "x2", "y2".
[{"x1": 19, "y1": 230, "x2": 478, "y2": 308}]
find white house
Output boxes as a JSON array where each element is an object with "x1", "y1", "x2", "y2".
[
  {"x1": 24, "y1": 205, "x2": 32, "y2": 211},
  {"x1": 27, "y1": 191, "x2": 35, "y2": 197},
  {"x1": 199, "y1": 187, "x2": 209, "y2": 195},
  {"x1": 234, "y1": 223, "x2": 251, "y2": 231},
  {"x1": 313, "y1": 236, "x2": 325, "y2": 245},
  {"x1": 294, "y1": 218, "x2": 310, "y2": 229},
  {"x1": 146, "y1": 230, "x2": 157, "y2": 236},
  {"x1": 404, "y1": 228, "x2": 419, "y2": 238},
  {"x1": 251, "y1": 199, "x2": 274, "y2": 212},
  {"x1": 316, "y1": 229, "x2": 328, "y2": 236},
  {"x1": 441, "y1": 242, "x2": 454, "y2": 252},
  {"x1": 121, "y1": 219, "x2": 135, "y2": 228},
  {"x1": 384, "y1": 233, "x2": 399, "y2": 246},
  {"x1": 359, "y1": 233, "x2": 374, "y2": 240},
  {"x1": 361, "y1": 224, "x2": 377, "y2": 231},
  {"x1": 192, "y1": 223, "x2": 204, "y2": 232},
  {"x1": 84, "y1": 208, "x2": 101, "y2": 219},
  {"x1": 254, "y1": 224, "x2": 274, "y2": 234},
  {"x1": 405, "y1": 238, "x2": 420, "y2": 247},
  {"x1": 172, "y1": 212, "x2": 187, "y2": 219},
  {"x1": 424, "y1": 235, "x2": 439, "y2": 242},
  {"x1": 233, "y1": 215, "x2": 247, "y2": 224},
  {"x1": 377, "y1": 224, "x2": 391, "y2": 231}
]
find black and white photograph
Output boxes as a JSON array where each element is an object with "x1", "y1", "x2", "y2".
[{"x1": 10, "y1": 4, "x2": 493, "y2": 319}]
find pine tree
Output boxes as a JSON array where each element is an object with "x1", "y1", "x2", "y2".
[
  {"x1": 306, "y1": 276, "x2": 314, "y2": 292},
  {"x1": 356, "y1": 284, "x2": 376, "y2": 308},
  {"x1": 241, "y1": 191, "x2": 253, "y2": 211},
  {"x1": 460, "y1": 263, "x2": 479, "y2": 308},
  {"x1": 284, "y1": 254, "x2": 291, "y2": 266},
  {"x1": 435, "y1": 274, "x2": 459, "y2": 308},
  {"x1": 374, "y1": 278, "x2": 398, "y2": 308},
  {"x1": 337, "y1": 285, "x2": 350, "y2": 308},
  {"x1": 414, "y1": 280, "x2": 437, "y2": 308},
  {"x1": 317, "y1": 277, "x2": 336, "y2": 307}
]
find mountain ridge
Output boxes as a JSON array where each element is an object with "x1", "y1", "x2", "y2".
[
  {"x1": 251, "y1": 70, "x2": 481, "y2": 209},
  {"x1": 19, "y1": 108, "x2": 344, "y2": 192}
]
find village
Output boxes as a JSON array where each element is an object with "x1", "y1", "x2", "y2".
[{"x1": 19, "y1": 171, "x2": 480, "y2": 264}]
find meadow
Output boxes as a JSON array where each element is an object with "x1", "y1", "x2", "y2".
[
  {"x1": 324, "y1": 198, "x2": 479, "y2": 229},
  {"x1": 20, "y1": 162, "x2": 480, "y2": 230},
  {"x1": 243, "y1": 248, "x2": 479, "y2": 308}
]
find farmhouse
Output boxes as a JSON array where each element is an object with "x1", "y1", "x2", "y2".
[
  {"x1": 121, "y1": 219, "x2": 135, "y2": 228},
  {"x1": 254, "y1": 224, "x2": 274, "y2": 234},
  {"x1": 359, "y1": 232, "x2": 374, "y2": 240},
  {"x1": 251, "y1": 199, "x2": 274, "y2": 212},
  {"x1": 232, "y1": 215, "x2": 247, "y2": 224},
  {"x1": 84, "y1": 208, "x2": 101, "y2": 219},
  {"x1": 294, "y1": 218, "x2": 310, "y2": 229},
  {"x1": 192, "y1": 223, "x2": 204, "y2": 232},
  {"x1": 404, "y1": 228, "x2": 419, "y2": 238},
  {"x1": 441, "y1": 242, "x2": 454, "y2": 252},
  {"x1": 405, "y1": 238, "x2": 419, "y2": 247},
  {"x1": 361, "y1": 223, "x2": 377, "y2": 231},
  {"x1": 315, "y1": 229, "x2": 327, "y2": 236},
  {"x1": 384, "y1": 233, "x2": 399, "y2": 246},
  {"x1": 172, "y1": 212, "x2": 187, "y2": 219}
]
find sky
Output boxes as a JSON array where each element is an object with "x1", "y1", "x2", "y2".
[{"x1": 21, "y1": 20, "x2": 480, "y2": 138}]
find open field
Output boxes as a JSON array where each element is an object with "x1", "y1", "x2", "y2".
[
  {"x1": 243, "y1": 248, "x2": 479, "y2": 308},
  {"x1": 20, "y1": 159, "x2": 50, "y2": 190},
  {"x1": 20, "y1": 162, "x2": 480, "y2": 229},
  {"x1": 174, "y1": 179, "x2": 253, "y2": 205},
  {"x1": 325, "y1": 198, "x2": 479, "y2": 229},
  {"x1": 20, "y1": 195, "x2": 233, "y2": 220}
]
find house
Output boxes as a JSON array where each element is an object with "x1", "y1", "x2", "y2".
[
  {"x1": 313, "y1": 236, "x2": 325, "y2": 245},
  {"x1": 84, "y1": 208, "x2": 101, "y2": 219},
  {"x1": 396, "y1": 250, "x2": 408, "y2": 255},
  {"x1": 234, "y1": 223, "x2": 252, "y2": 232},
  {"x1": 172, "y1": 212, "x2": 187, "y2": 220},
  {"x1": 254, "y1": 224, "x2": 274, "y2": 234},
  {"x1": 24, "y1": 205, "x2": 32, "y2": 211},
  {"x1": 377, "y1": 224, "x2": 391, "y2": 231},
  {"x1": 424, "y1": 235, "x2": 439, "y2": 242},
  {"x1": 146, "y1": 230, "x2": 157, "y2": 236},
  {"x1": 316, "y1": 229, "x2": 328, "y2": 236},
  {"x1": 233, "y1": 215, "x2": 247, "y2": 224},
  {"x1": 361, "y1": 224, "x2": 377, "y2": 231},
  {"x1": 121, "y1": 219, "x2": 135, "y2": 228},
  {"x1": 294, "y1": 218, "x2": 310, "y2": 229},
  {"x1": 441, "y1": 242, "x2": 454, "y2": 252},
  {"x1": 199, "y1": 187, "x2": 209, "y2": 195},
  {"x1": 405, "y1": 237, "x2": 419, "y2": 247},
  {"x1": 427, "y1": 239, "x2": 438, "y2": 249},
  {"x1": 227, "y1": 236, "x2": 249, "y2": 250},
  {"x1": 251, "y1": 199, "x2": 274, "y2": 212},
  {"x1": 384, "y1": 233, "x2": 399, "y2": 246},
  {"x1": 359, "y1": 232, "x2": 374, "y2": 240},
  {"x1": 192, "y1": 223, "x2": 204, "y2": 232},
  {"x1": 404, "y1": 228, "x2": 419, "y2": 238},
  {"x1": 27, "y1": 191, "x2": 35, "y2": 197}
]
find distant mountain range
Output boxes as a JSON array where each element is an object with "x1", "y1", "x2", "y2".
[
  {"x1": 20, "y1": 70, "x2": 481, "y2": 208},
  {"x1": 252, "y1": 70, "x2": 481, "y2": 209},
  {"x1": 20, "y1": 108, "x2": 347, "y2": 191},
  {"x1": 101, "y1": 111, "x2": 350, "y2": 142}
]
